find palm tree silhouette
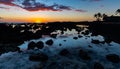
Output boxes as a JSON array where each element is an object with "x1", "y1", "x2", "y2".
[
  {"x1": 116, "y1": 9, "x2": 120, "y2": 15},
  {"x1": 94, "y1": 12, "x2": 102, "y2": 21},
  {"x1": 102, "y1": 13, "x2": 108, "y2": 21}
]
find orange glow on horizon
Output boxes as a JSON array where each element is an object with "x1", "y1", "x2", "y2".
[
  {"x1": 28, "y1": 18, "x2": 46, "y2": 23},
  {"x1": 35, "y1": 19, "x2": 42, "y2": 23}
]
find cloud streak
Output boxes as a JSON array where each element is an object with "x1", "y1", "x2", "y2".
[{"x1": 0, "y1": 0, "x2": 86, "y2": 12}]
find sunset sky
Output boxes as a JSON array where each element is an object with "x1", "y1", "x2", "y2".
[{"x1": 0, "y1": 0, "x2": 120, "y2": 23}]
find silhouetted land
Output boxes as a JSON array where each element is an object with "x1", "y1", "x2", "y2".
[{"x1": 0, "y1": 21, "x2": 120, "y2": 54}]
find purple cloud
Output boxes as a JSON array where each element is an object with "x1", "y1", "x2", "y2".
[
  {"x1": 75, "y1": 9, "x2": 87, "y2": 12},
  {"x1": 0, "y1": 0, "x2": 16, "y2": 6},
  {"x1": 0, "y1": 0, "x2": 87, "y2": 12}
]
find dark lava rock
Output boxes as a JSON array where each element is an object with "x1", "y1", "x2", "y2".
[
  {"x1": 36, "y1": 41, "x2": 44, "y2": 49},
  {"x1": 88, "y1": 45, "x2": 92, "y2": 48},
  {"x1": 78, "y1": 35, "x2": 82, "y2": 38},
  {"x1": 73, "y1": 37, "x2": 78, "y2": 40},
  {"x1": 94, "y1": 62, "x2": 104, "y2": 69},
  {"x1": 79, "y1": 49, "x2": 91, "y2": 60},
  {"x1": 105, "y1": 38, "x2": 112, "y2": 44},
  {"x1": 0, "y1": 47, "x2": 6, "y2": 55},
  {"x1": 82, "y1": 30, "x2": 89, "y2": 35},
  {"x1": 29, "y1": 53, "x2": 48, "y2": 62},
  {"x1": 106, "y1": 54, "x2": 120, "y2": 63},
  {"x1": 15, "y1": 47, "x2": 21, "y2": 53},
  {"x1": 50, "y1": 34, "x2": 57, "y2": 38},
  {"x1": 101, "y1": 41, "x2": 105, "y2": 44},
  {"x1": 63, "y1": 40, "x2": 66, "y2": 42},
  {"x1": 91, "y1": 39, "x2": 100, "y2": 44},
  {"x1": 59, "y1": 49, "x2": 70, "y2": 56},
  {"x1": 46, "y1": 39, "x2": 54, "y2": 46},
  {"x1": 28, "y1": 41, "x2": 36, "y2": 50},
  {"x1": 59, "y1": 44, "x2": 62, "y2": 46}
]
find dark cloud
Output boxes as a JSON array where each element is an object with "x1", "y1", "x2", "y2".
[
  {"x1": 75, "y1": 9, "x2": 87, "y2": 12},
  {"x1": 0, "y1": 0, "x2": 86, "y2": 12},
  {"x1": 0, "y1": 0, "x2": 16, "y2": 6}
]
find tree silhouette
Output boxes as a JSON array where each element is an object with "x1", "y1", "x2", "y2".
[
  {"x1": 94, "y1": 13, "x2": 102, "y2": 21},
  {"x1": 102, "y1": 13, "x2": 108, "y2": 21},
  {"x1": 103, "y1": 13, "x2": 108, "y2": 17},
  {"x1": 116, "y1": 9, "x2": 120, "y2": 15}
]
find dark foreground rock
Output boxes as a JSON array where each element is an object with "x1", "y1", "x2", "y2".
[
  {"x1": 93, "y1": 62, "x2": 104, "y2": 69},
  {"x1": 106, "y1": 54, "x2": 120, "y2": 63},
  {"x1": 0, "y1": 45, "x2": 21, "y2": 55},
  {"x1": 79, "y1": 49, "x2": 91, "y2": 60},
  {"x1": 36, "y1": 41, "x2": 44, "y2": 49},
  {"x1": 46, "y1": 39, "x2": 54, "y2": 46},
  {"x1": 29, "y1": 53, "x2": 48, "y2": 62},
  {"x1": 50, "y1": 34, "x2": 57, "y2": 38},
  {"x1": 91, "y1": 39, "x2": 100, "y2": 44},
  {"x1": 73, "y1": 37, "x2": 78, "y2": 40},
  {"x1": 59, "y1": 49, "x2": 70, "y2": 56},
  {"x1": 78, "y1": 35, "x2": 82, "y2": 38},
  {"x1": 28, "y1": 41, "x2": 36, "y2": 50}
]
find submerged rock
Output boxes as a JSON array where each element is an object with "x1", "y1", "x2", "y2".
[
  {"x1": 59, "y1": 49, "x2": 70, "y2": 56},
  {"x1": 88, "y1": 45, "x2": 92, "y2": 48},
  {"x1": 46, "y1": 39, "x2": 54, "y2": 46},
  {"x1": 63, "y1": 40, "x2": 66, "y2": 42},
  {"x1": 78, "y1": 35, "x2": 82, "y2": 38},
  {"x1": 106, "y1": 54, "x2": 120, "y2": 63},
  {"x1": 93, "y1": 62, "x2": 104, "y2": 69},
  {"x1": 59, "y1": 44, "x2": 62, "y2": 46},
  {"x1": 79, "y1": 49, "x2": 91, "y2": 60},
  {"x1": 73, "y1": 37, "x2": 78, "y2": 40},
  {"x1": 36, "y1": 41, "x2": 44, "y2": 49},
  {"x1": 29, "y1": 53, "x2": 48, "y2": 62},
  {"x1": 28, "y1": 41, "x2": 36, "y2": 50}
]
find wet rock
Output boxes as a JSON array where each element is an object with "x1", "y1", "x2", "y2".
[
  {"x1": 106, "y1": 54, "x2": 120, "y2": 63},
  {"x1": 59, "y1": 44, "x2": 62, "y2": 46},
  {"x1": 73, "y1": 37, "x2": 78, "y2": 40},
  {"x1": 50, "y1": 34, "x2": 57, "y2": 38},
  {"x1": 105, "y1": 38, "x2": 112, "y2": 44},
  {"x1": 101, "y1": 41, "x2": 105, "y2": 44},
  {"x1": 79, "y1": 49, "x2": 91, "y2": 60},
  {"x1": 15, "y1": 47, "x2": 21, "y2": 53},
  {"x1": 88, "y1": 45, "x2": 92, "y2": 48},
  {"x1": 63, "y1": 40, "x2": 66, "y2": 42},
  {"x1": 0, "y1": 47, "x2": 6, "y2": 55},
  {"x1": 36, "y1": 41, "x2": 44, "y2": 49},
  {"x1": 91, "y1": 39, "x2": 100, "y2": 44},
  {"x1": 59, "y1": 49, "x2": 70, "y2": 56},
  {"x1": 78, "y1": 35, "x2": 82, "y2": 38},
  {"x1": 82, "y1": 30, "x2": 89, "y2": 35},
  {"x1": 94, "y1": 62, "x2": 104, "y2": 69},
  {"x1": 46, "y1": 39, "x2": 54, "y2": 46},
  {"x1": 29, "y1": 53, "x2": 48, "y2": 62},
  {"x1": 28, "y1": 41, "x2": 36, "y2": 50}
]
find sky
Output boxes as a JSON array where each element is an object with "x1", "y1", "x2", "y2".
[{"x1": 0, "y1": 0, "x2": 120, "y2": 23}]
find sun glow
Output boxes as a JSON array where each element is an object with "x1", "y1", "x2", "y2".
[{"x1": 35, "y1": 19, "x2": 42, "y2": 23}]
